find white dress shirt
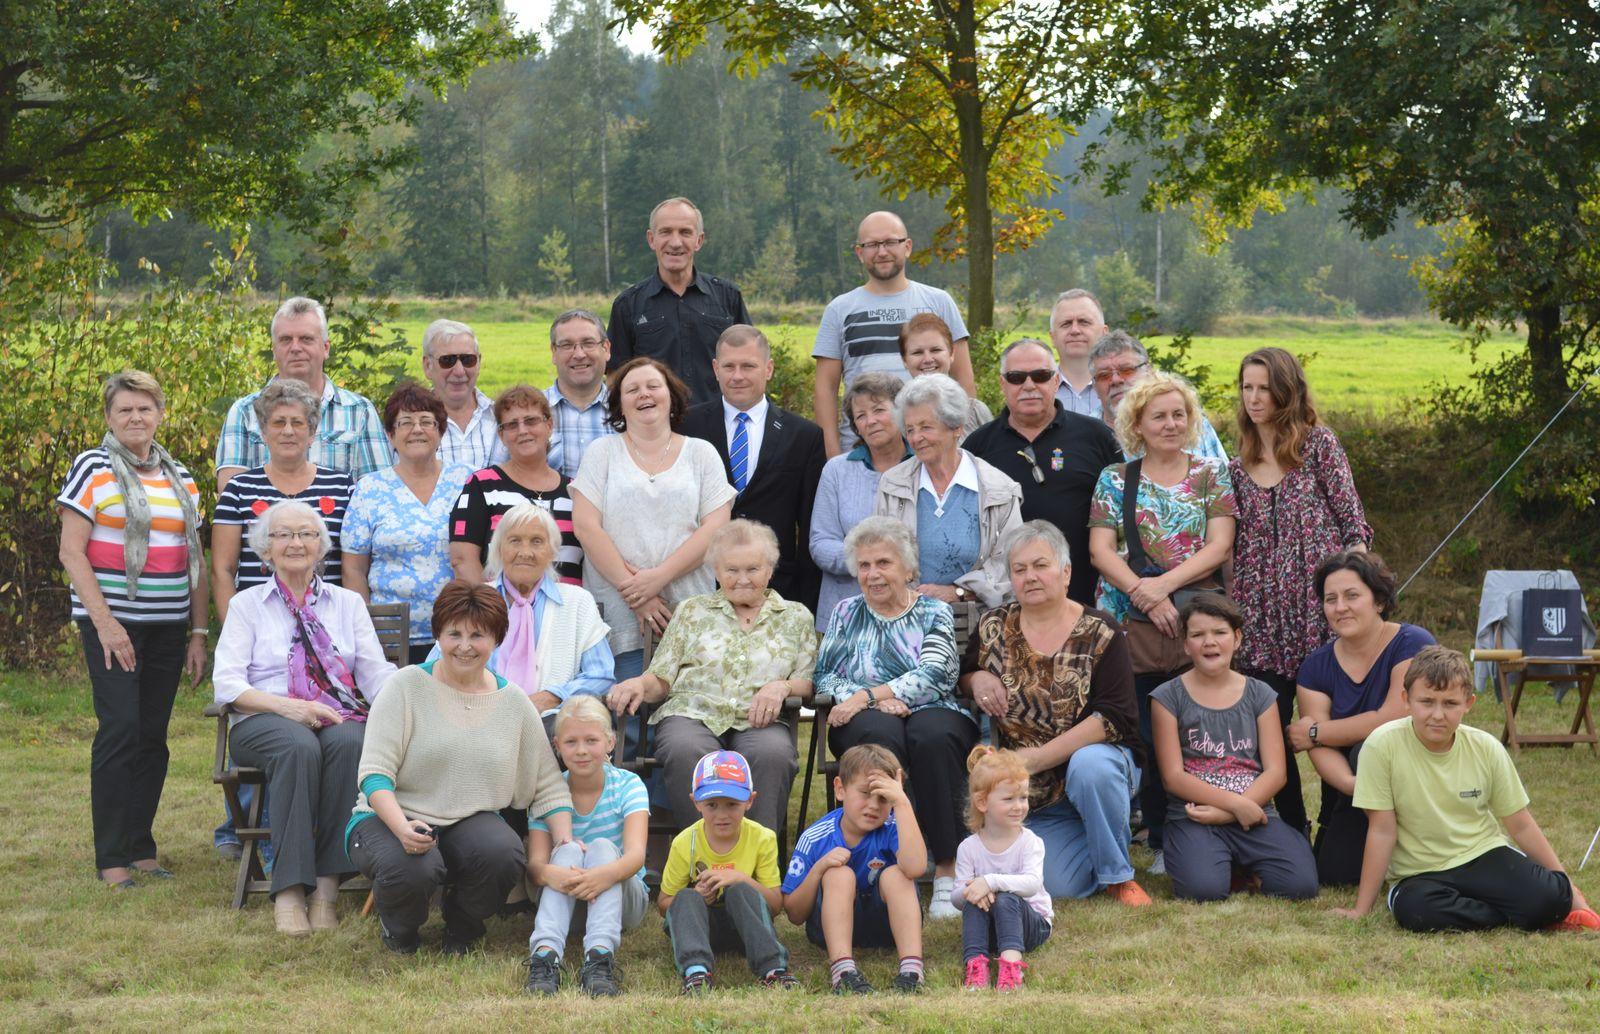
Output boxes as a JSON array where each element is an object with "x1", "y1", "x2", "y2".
[
  {"x1": 722, "y1": 396, "x2": 769, "y2": 486},
  {"x1": 917, "y1": 449, "x2": 982, "y2": 516}
]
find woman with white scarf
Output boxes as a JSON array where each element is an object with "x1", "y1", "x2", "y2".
[{"x1": 57, "y1": 370, "x2": 210, "y2": 891}]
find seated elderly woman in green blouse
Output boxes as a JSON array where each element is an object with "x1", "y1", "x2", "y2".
[{"x1": 607, "y1": 519, "x2": 816, "y2": 834}]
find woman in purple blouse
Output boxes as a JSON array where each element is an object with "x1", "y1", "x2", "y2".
[{"x1": 1229, "y1": 347, "x2": 1372, "y2": 834}]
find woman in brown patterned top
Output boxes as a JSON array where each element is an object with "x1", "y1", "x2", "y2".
[{"x1": 960, "y1": 520, "x2": 1148, "y2": 906}]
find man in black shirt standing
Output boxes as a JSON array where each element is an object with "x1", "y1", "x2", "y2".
[
  {"x1": 962, "y1": 338, "x2": 1122, "y2": 606},
  {"x1": 607, "y1": 196, "x2": 752, "y2": 407}
]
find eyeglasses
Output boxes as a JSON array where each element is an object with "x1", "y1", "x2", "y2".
[
  {"x1": 267, "y1": 530, "x2": 321, "y2": 542},
  {"x1": 854, "y1": 237, "x2": 910, "y2": 251},
  {"x1": 1092, "y1": 360, "x2": 1149, "y2": 385},
  {"x1": 434, "y1": 353, "x2": 480, "y2": 369},
  {"x1": 499, "y1": 415, "x2": 548, "y2": 432},
  {"x1": 1002, "y1": 369, "x2": 1056, "y2": 386},
  {"x1": 1016, "y1": 445, "x2": 1045, "y2": 484},
  {"x1": 553, "y1": 338, "x2": 606, "y2": 354},
  {"x1": 395, "y1": 416, "x2": 439, "y2": 431}
]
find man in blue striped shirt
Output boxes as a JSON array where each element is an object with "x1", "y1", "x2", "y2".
[
  {"x1": 422, "y1": 318, "x2": 507, "y2": 471},
  {"x1": 545, "y1": 308, "x2": 616, "y2": 480},
  {"x1": 1091, "y1": 330, "x2": 1229, "y2": 462}
]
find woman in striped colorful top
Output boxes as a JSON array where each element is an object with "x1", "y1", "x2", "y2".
[
  {"x1": 57, "y1": 370, "x2": 209, "y2": 891},
  {"x1": 210, "y1": 378, "x2": 354, "y2": 620}
]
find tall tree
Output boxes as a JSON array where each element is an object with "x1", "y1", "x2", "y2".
[
  {"x1": 0, "y1": 0, "x2": 531, "y2": 259},
  {"x1": 1111, "y1": 0, "x2": 1600, "y2": 410},
  {"x1": 395, "y1": 87, "x2": 496, "y2": 294},
  {"x1": 613, "y1": 0, "x2": 1120, "y2": 330}
]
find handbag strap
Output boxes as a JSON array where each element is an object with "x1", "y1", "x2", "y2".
[{"x1": 1121, "y1": 457, "x2": 1153, "y2": 574}]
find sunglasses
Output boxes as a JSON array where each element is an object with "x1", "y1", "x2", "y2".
[
  {"x1": 434, "y1": 353, "x2": 480, "y2": 369},
  {"x1": 1016, "y1": 445, "x2": 1045, "y2": 484},
  {"x1": 1002, "y1": 368, "x2": 1056, "y2": 385}
]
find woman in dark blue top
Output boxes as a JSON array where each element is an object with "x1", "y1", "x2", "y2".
[{"x1": 1292, "y1": 550, "x2": 1435, "y2": 886}]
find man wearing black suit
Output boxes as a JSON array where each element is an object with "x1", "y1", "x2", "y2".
[{"x1": 682, "y1": 324, "x2": 826, "y2": 613}]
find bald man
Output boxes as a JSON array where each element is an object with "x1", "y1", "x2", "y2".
[{"x1": 812, "y1": 211, "x2": 975, "y2": 456}]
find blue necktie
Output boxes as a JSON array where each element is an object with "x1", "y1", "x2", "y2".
[{"x1": 730, "y1": 411, "x2": 750, "y2": 492}]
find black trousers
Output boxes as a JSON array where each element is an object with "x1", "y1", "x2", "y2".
[
  {"x1": 349, "y1": 811, "x2": 526, "y2": 943},
  {"x1": 1241, "y1": 668, "x2": 1308, "y2": 835},
  {"x1": 829, "y1": 707, "x2": 978, "y2": 864},
  {"x1": 1312, "y1": 741, "x2": 1367, "y2": 888},
  {"x1": 79, "y1": 620, "x2": 186, "y2": 870},
  {"x1": 1390, "y1": 846, "x2": 1572, "y2": 932},
  {"x1": 1133, "y1": 672, "x2": 1180, "y2": 852}
]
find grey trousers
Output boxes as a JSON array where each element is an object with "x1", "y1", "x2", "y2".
[
  {"x1": 529, "y1": 838, "x2": 650, "y2": 958},
  {"x1": 228, "y1": 714, "x2": 364, "y2": 895},
  {"x1": 664, "y1": 882, "x2": 787, "y2": 978},
  {"x1": 1164, "y1": 814, "x2": 1320, "y2": 902},
  {"x1": 348, "y1": 811, "x2": 526, "y2": 942},
  {"x1": 654, "y1": 715, "x2": 796, "y2": 835}
]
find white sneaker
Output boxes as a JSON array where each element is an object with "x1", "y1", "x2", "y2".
[
  {"x1": 1149, "y1": 850, "x2": 1166, "y2": 876},
  {"x1": 928, "y1": 875, "x2": 960, "y2": 919}
]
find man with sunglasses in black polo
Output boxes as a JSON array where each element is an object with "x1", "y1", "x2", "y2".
[
  {"x1": 421, "y1": 318, "x2": 507, "y2": 471},
  {"x1": 961, "y1": 338, "x2": 1121, "y2": 606}
]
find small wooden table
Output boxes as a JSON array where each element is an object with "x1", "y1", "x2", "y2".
[{"x1": 1472, "y1": 648, "x2": 1600, "y2": 754}]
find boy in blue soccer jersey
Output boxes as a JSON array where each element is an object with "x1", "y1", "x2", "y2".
[{"x1": 782, "y1": 744, "x2": 928, "y2": 995}]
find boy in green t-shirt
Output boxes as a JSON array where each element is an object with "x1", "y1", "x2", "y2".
[
  {"x1": 1335, "y1": 646, "x2": 1597, "y2": 932},
  {"x1": 658, "y1": 750, "x2": 801, "y2": 993}
]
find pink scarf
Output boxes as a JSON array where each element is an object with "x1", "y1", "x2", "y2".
[
  {"x1": 499, "y1": 576, "x2": 541, "y2": 697},
  {"x1": 274, "y1": 575, "x2": 368, "y2": 723}
]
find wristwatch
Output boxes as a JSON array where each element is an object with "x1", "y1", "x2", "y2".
[
  {"x1": 1308, "y1": 721, "x2": 1320, "y2": 746},
  {"x1": 954, "y1": 585, "x2": 969, "y2": 602},
  {"x1": 862, "y1": 690, "x2": 877, "y2": 710}
]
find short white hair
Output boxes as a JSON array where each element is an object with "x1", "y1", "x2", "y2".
[
  {"x1": 708, "y1": 518, "x2": 780, "y2": 571},
  {"x1": 1003, "y1": 520, "x2": 1072, "y2": 569},
  {"x1": 421, "y1": 318, "x2": 476, "y2": 359},
  {"x1": 270, "y1": 296, "x2": 328, "y2": 342},
  {"x1": 893, "y1": 373, "x2": 969, "y2": 434},
  {"x1": 484, "y1": 503, "x2": 561, "y2": 582},
  {"x1": 247, "y1": 499, "x2": 332, "y2": 572},
  {"x1": 844, "y1": 516, "x2": 919, "y2": 582}
]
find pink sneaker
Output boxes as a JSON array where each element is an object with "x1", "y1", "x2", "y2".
[
  {"x1": 963, "y1": 955, "x2": 990, "y2": 990},
  {"x1": 996, "y1": 958, "x2": 1026, "y2": 992}
]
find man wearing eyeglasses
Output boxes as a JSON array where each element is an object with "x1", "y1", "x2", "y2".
[
  {"x1": 420, "y1": 318, "x2": 506, "y2": 471},
  {"x1": 1090, "y1": 330, "x2": 1228, "y2": 462},
  {"x1": 813, "y1": 211, "x2": 975, "y2": 457},
  {"x1": 544, "y1": 308, "x2": 617, "y2": 479},
  {"x1": 961, "y1": 338, "x2": 1122, "y2": 606},
  {"x1": 1050, "y1": 290, "x2": 1107, "y2": 417},
  {"x1": 216, "y1": 296, "x2": 391, "y2": 491}
]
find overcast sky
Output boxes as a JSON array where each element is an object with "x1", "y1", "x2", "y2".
[{"x1": 501, "y1": 0, "x2": 655, "y2": 53}]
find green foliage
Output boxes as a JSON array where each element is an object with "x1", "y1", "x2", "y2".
[
  {"x1": 1091, "y1": 251, "x2": 1153, "y2": 327},
  {"x1": 1164, "y1": 244, "x2": 1249, "y2": 334},
  {"x1": 0, "y1": 1, "x2": 533, "y2": 261},
  {"x1": 742, "y1": 223, "x2": 800, "y2": 303},
  {"x1": 536, "y1": 229, "x2": 576, "y2": 294},
  {"x1": 396, "y1": 87, "x2": 496, "y2": 295}
]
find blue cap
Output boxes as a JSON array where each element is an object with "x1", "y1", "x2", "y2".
[{"x1": 691, "y1": 750, "x2": 754, "y2": 802}]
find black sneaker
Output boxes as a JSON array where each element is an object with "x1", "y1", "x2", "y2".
[
  {"x1": 579, "y1": 949, "x2": 621, "y2": 997},
  {"x1": 761, "y1": 968, "x2": 801, "y2": 990},
  {"x1": 891, "y1": 970, "x2": 924, "y2": 994},
  {"x1": 681, "y1": 971, "x2": 713, "y2": 996},
  {"x1": 440, "y1": 935, "x2": 478, "y2": 958},
  {"x1": 524, "y1": 951, "x2": 562, "y2": 995},
  {"x1": 378, "y1": 919, "x2": 420, "y2": 956},
  {"x1": 832, "y1": 969, "x2": 873, "y2": 995}
]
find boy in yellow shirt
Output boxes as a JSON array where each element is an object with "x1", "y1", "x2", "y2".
[
  {"x1": 1335, "y1": 646, "x2": 1597, "y2": 931},
  {"x1": 659, "y1": 750, "x2": 801, "y2": 993}
]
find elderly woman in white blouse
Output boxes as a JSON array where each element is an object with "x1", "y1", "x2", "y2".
[{"x1": 212, "y1": 500, "x2": 397, "y2": 936}]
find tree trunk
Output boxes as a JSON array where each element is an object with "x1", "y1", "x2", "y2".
[
  {"x1": 1525, "y1": 299, "x2": 1568, "y2": 413},
  {"x1": 595, "y1": 0, "x2": 611, "y2": 290},
  {"x1": 948, "y1": 0, "x2": 993, "y2": 331}
]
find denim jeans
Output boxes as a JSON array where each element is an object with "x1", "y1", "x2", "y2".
[{"x1": 1025, "y1": 743, "x2": 1138, "y2": 898}]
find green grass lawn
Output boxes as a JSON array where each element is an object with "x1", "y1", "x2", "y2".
[
  {"x1": 388, "y1": 311, "x2": 1520, "y2": 415},
  {"x1": 4, "y1": 667, "x2": 1599, "y2": 1030}
]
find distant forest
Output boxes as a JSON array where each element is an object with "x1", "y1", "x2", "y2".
[{"x1": 95, "y1": 0, "x2": 1441, "y2": 319}]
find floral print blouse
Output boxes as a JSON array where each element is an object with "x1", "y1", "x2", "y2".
[
  {"x1": 647, "y1": 590, "x2": 819, "y2": 736},
  {"x1": 963, "y1": 603, "x2": 1139, "y2": 810},
  {"x1": 1229, "y1": 425, "x2": 1372, "y2": 679},
  {"x1": 813, "y1": 594, "x2": 965, "y2": 716},
  {"x1": 1087, "y1": 456, "x2": 1238, "y2": 623},
  {"x1": 341, "y1": 462, "x2": 474, "y2": 643}
]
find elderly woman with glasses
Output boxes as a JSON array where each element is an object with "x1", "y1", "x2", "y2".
[
  {"x1": 450, "y1": 385, "x2": 584, "y2": 587},
  {"x1": 342, "y1": 383, "x2": 475, "y2": 663},
  {"x1": 213, "y1": 500, "x2": 397, "y2": 935},
  {"x1": 873, "y1": 373, "x2": 1022, "y2": 608}
]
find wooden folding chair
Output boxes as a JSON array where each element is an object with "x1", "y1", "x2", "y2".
[
  {"x1": 796, "y1": 601, "x2": 981, "y2": 834},
  {"x1": 207, "y1": 602, "x2": 408, "y2": 909},
  {"x1": 1472, "y1": 640, "x2": 1600, "y2": 754}
]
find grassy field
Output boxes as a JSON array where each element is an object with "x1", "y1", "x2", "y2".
[
  {"x1": 387, "y1": 309, "x2": 1521, "y2": 414},
  {"x1": 5, "y1": 665, "x2": 1599, "y2": 1031}
]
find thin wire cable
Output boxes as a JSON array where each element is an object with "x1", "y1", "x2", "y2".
[{"x1": 1397, "y1": 366, "x2": 1600, "y2": 598}]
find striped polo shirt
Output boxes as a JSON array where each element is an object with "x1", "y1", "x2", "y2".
[
  {"x1": 57, "y1": 448, "x2": 199, "y2": 623},
  {"x1": 211, "y1": 465, "x2": 355, "y2": 588}
]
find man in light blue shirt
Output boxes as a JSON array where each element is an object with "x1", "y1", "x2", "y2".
[
  {"x1": 545, "y1": 308, "x2": 616, "y2": 480},
  {"x1": 422, "y1": 318, "x2": 506, "y2": 471},
  {"x1": 1050, "y1": 289, "x2": 1105, "y2": 418},
  {"x1": 1092, "y1": 330, "x2": 1228, "y2": 462}
]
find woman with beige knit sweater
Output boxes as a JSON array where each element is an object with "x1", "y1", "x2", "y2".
[{"x1": 347, "y1": 580, "x2": 575, "y2": 956}]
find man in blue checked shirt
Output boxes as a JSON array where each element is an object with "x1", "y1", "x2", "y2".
[
  {"x1": 215, "y1": 296, "x2": 391, "y2": 491},
  {"x1": 544, "y1": 308, "x2": 617, "y2": 480},
  {"x1": 421, "y1": 317, "x2": 507, "y2": 471}
]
